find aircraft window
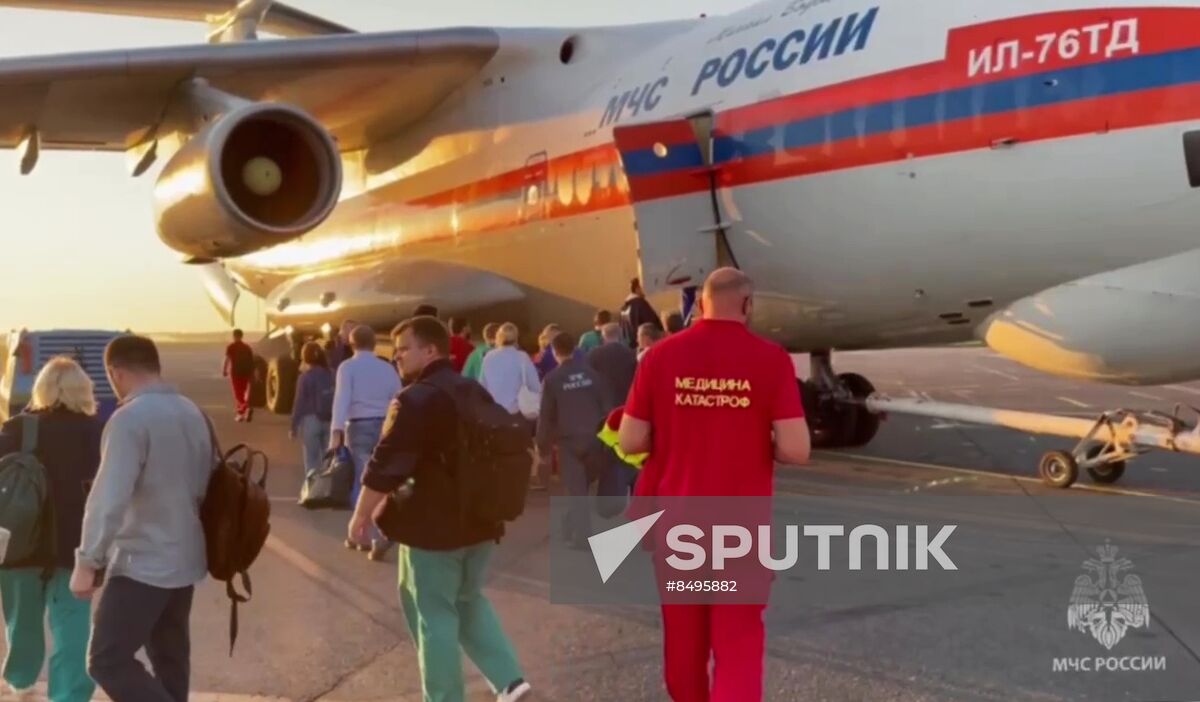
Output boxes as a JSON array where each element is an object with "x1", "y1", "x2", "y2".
[
  {"x1": 558, "y1": 166, "x2": 574, "y2": 206},
  {"x1": 575, "y1": 164, "x2": 593, "y2": 204},
  {"x1": 560, "y1": 36, "x2": 578, "y2": 64},
  {"x1": 1184, "y1": 131, "x2": 1200, "y2": 187},
  {"x1": 596, "y1": 163, "x2": 611, "y2": 190}
]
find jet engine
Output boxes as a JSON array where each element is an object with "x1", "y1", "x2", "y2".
[
  {"x1": 153, "y1": 101, "x2": 342, "y2": 260},
  {"x1": 977, "y1": 249, "x2": 1200, "y2": 386}
]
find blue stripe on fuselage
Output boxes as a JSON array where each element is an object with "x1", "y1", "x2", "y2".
[{"x1": 619, "y1": 46, "x2": 1200, "y2": 177}]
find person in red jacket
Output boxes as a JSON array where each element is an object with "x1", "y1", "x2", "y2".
[
  {"x1": 618, "y1": 267, "x2": 811, "y2": 702},
  {"x1": 448, "y1": 317, "x2": 475, "y2": 373},
  {"x1": 223, "y1": 329, "x2": 255, "y2": 422}
]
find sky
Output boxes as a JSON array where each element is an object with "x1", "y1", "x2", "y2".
[{"x1": 0, "y1": 0, "x2": 751, "y2": 335}]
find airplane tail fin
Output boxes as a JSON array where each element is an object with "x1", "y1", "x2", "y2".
[{"x1": 0, "y1": 1, "x2": 354, "y2": 41}]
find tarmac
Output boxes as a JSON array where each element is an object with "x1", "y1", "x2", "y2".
[{"x1": 3, "y1": 341, "x2": 1200, "y2": 701}]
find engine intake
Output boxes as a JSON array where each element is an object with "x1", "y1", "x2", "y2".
[{"x1": 154, "y1": 102, "x2": 342, "y2": 259}]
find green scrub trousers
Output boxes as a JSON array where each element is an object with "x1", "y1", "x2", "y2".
[
  {"x1": 398, "y1": 542, "x2": 525, "y2": 701},
  {"x1": 0, "y1": 567, "x2": 95, "y2": 702}
]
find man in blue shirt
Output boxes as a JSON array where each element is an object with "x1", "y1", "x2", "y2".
[{"x1": 330, "y1": 325, "x2": 402, "y2": 561}]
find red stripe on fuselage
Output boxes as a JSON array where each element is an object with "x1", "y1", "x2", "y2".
[{"x1": 367, "y1": 7, "x2": 1200, "y2": 241}]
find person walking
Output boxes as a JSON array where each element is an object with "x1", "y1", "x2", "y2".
[
  {"x1": 479, "y1": 323, "x2": 542, "y2": 420},
  {"x1": 536, "y1": 331, "x2": 613, "y2": 548},
  {"x1": 618, "y1": 268, "x2": 811, "y2": 702},
  {"x1": 462, "y1": 323, "x2": 498, "y2": 381},
  {"x1": 576, "y1": 310, "x2": 612, "y2": 354},
  {"x1": 289, "y1": 342, "x2": 335, "y2": 487},
  {"x1": 586, "y1": 322, "x2": 637, "y2": 405},
  {"x1": 448, "y1": 318, "x2": 475, "y2": 373},
  {"x1": 531, "y1": 324, "x2": 562, "y2": 380},
  {"x1": 619, "y1": 277, "x2": 664, "y2": 347},
  {"x1": 0, "y1": 357, "x2": 102, "y2": 702},
  {"x1": 348, "y1": 316, "x2": 532, "y2": 702},
  {"x1": 330, "y1": 325, "x2": 402, "y2": 561},
  {"x1": 222, "y1": 329, "x2": 255, "y2": 422},
  {"x1": 71, "y1": 335, "x2": 215, "y2": 702}
]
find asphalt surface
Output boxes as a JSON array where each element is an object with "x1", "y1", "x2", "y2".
[{"x1": 2, "y1": 342, "x2": 1199, "y2": 701}]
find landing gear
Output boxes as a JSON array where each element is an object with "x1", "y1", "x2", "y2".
[
  {"x1": 249, "y1": 355, "x2": 268, "y2": 409},
  {"x1": 1034, "y1": 413, "x2": 1136, "y2": 488},
  {"x1": 866, "y1": 395, "x2": 1200, "y2": 490},
  {"x1": 267, "y1": 355, "x2": 299, "y2": 415},
  {"x1": 802, "y1": 351, "x2": 882, "y2": 449}
]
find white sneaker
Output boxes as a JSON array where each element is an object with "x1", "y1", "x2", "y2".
[{"x1": 497, "y1": 678, "x2": 531, "y2": 701}]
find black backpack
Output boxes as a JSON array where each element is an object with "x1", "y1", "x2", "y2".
[{"x1": 420, "y1": 372, "x2": 532, "y2": 526}]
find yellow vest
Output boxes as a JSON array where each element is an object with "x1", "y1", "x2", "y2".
[{"x1": 597, "y1": 421, "x2": 648, "y2": 469}]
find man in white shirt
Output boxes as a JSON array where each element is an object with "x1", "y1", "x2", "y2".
[
  {"x1": 330, "y1": 325, "x2": 402, "y2": 561},
  {"x1": 479, "y1": 323, "x2": 541, "y2": 416}
]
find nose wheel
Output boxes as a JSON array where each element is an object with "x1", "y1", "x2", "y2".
[{"x1": 802, "y1": 351, "x2": 882, "y2": 449}]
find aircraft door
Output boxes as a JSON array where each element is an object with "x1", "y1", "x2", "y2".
[
  {"x1": 521, "y1": 151, "x2": 549, "y2": 223},
  {"x1": 613, "y1": 112, "x2": 734, "y2": 296}
]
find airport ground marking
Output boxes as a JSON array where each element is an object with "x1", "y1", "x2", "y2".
[{"x1": 1056, "y1": 396, "x2": 1091, "y2": 409}]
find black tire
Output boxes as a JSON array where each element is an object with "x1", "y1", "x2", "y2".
[
  {"x1": 1039, "y1": 450, "x2": 1079, "y2": 488},
  {"x1": 249, "y1": 356, "x2": 268, "y2": 408},
  {"x1": 267, "y1": 355, "x2": 299, "y2": 415},
  {"x1": 1087, "y1": 462, "x2": 1126, "y2": 484},
  {"x1": 838, "y1": 372, "x2": 880, "y2": 448},
  {"x1": 801, "y1": 379, "x2": 858, "y2": 449}
]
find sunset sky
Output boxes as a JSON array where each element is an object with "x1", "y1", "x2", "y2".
[{"x1": 0, "y1": 0, "x2": 747, "y2": 334}]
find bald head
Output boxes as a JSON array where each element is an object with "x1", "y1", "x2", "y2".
[{"x1": 700, "y1": 267, "x2": 754, "y2": 321}]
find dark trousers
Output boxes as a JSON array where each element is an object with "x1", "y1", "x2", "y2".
[{"x1": 88, "y1": 576, "x2": 194, "y2": 702}]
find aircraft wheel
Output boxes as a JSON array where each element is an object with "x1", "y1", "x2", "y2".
[
  {"x1": 249, "y1": 355, "x2": 268, "y2": 409},
  {"x1": 267, "y1": 355, "x2": 299, "y2": 415},
  {"x1": 1086, "y1": 461, "x2": 1126, "y2": 484},
  {"x1": 838, "y1": 372, "x2": 880, "y2": 448},
  {"x1": 1039, "y1": 450, "x2": 1079, "y2": 489},
  {"x1": 800, "y1": 379, "x2": 857, "y2": 449}
]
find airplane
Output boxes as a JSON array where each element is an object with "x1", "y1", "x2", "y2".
[{"x1": 4, "y1": 0, "x2": 1200, "y2": 488}]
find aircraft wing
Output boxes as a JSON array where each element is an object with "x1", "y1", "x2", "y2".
[
  {"x1": 0, "y1": 28, "x2": 498, "y2": 155},
  {"x1": 0, "y1": 1, "x2": 354, "y2": 37}
]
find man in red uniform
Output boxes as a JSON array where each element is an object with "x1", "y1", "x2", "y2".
[
  {"x1": 619, "y1": 267, "x2": 811, "y2": 701},
  {"x1": 222, "y1": 328, "x2": 256, "y2": 422}
]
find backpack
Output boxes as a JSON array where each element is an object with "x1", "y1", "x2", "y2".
[
  {"x1": 0, "y1": 416, "x2": 51, "y2": 568},
  {"x1": 420, "y1": 372, "x2": 532, "y2": 527},
  {"x1": 229, "y1": 344, "x2": 255, "y2": 378},
  {"x1": 197, "y1": 412, "x2": 270, "y2": 656}
]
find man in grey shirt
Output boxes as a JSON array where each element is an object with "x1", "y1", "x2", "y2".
[{"x1": 69, "y1": 335, "x2": 214, "y2": 702}]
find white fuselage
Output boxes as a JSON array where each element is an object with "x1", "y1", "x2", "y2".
[{"x1": 227, "y1": 0, "x2": 1200, "y2": 382}]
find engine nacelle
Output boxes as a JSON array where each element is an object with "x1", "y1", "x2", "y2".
[
  {"x1": 154, "y1": 102, "x2": 342, "y2": 259},
  {"x1": 978, "y1": 250, "x2": 1200, "y2": 386}
]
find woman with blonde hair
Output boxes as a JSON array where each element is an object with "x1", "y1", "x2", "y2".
[{"x1": 0, "y1": 356, "x2": 102, "y2": 701}]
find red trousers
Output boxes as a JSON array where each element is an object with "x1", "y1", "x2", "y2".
[
  {"x1": 230, "y1": 375, "x2": 251, "y2": 415},
  {"x1": 660, "y1": 603, "x2": 766, "y2": 702}
]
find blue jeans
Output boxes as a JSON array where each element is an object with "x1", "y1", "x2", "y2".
[
  {"x1": 299, "y1": 414, "x2": 330, "y2": 481},
  {"x1": 347, "y1": 417, "x2": 387, "y2": 543}
]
